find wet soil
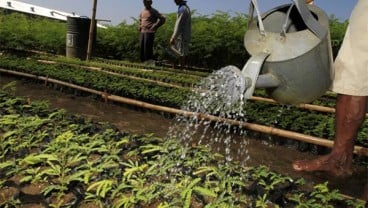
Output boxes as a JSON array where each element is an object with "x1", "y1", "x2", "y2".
[{"x1": 0, "y1": 74, "x2": 366, "y2": 199}]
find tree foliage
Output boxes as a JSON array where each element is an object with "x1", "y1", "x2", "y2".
[
  {"x1": 0, "y1": 10, "x2": 348, "y2": 69},
  {"x1": 328, "y1": 15, "x2": 349, "y2": 58},
  {"x1": 0, "y1": 11, "x2": 65, "y2": 53}
]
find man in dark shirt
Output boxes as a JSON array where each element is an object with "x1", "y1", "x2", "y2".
[{"x1": 139, "y1": 0, "x2": 166, "y2": 62}]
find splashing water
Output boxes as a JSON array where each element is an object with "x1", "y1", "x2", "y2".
[{"x1": 167, "y1": 66, "x2": 250, "y2": 165}]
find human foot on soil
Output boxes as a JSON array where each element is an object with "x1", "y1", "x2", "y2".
[{"x1": 292, "y1": 154, "x2": 353, "y2": 177}]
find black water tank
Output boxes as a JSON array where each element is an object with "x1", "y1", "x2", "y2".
[{"x1": 66, "y1": 16, "x2": 95, "y2": 60}]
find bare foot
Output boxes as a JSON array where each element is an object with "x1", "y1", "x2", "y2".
[{"x1": 292, "y1": 154, "x2": 353, "y2": 177}]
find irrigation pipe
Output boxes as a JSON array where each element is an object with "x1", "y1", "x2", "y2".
[
  {"x1": 37, "y1": 59, "x2": 368, "y2": 118},
  {"x1": 1, "y1": 68, "x2": 367, "y2": 157}
]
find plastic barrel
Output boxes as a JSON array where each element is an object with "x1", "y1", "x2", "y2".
[{"x1": 66, "y1": 16, "x2": 94, "y2": 60}]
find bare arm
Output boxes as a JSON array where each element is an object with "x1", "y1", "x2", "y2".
[
  {"x1": 149, "y1": 8, "x2": 165, "y2": 31},
  {"x1": 152, "y1": 14, "x2": 166, "y2": 31}
]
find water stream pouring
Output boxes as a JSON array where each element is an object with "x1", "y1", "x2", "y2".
[{"x1": 217, "y1": 0, "x2": 333, "y2": 105}]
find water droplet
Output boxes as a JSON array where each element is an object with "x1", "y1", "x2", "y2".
[{"x1": 167, "y1": 67, "x2": 251, "y2": 167}]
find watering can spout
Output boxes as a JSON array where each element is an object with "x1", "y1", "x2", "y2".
[
  {"x1": 255, "y1": 74, "x2": 280, "y2": 89},
  {"x1": 210, "y1": 52, "x2": 278, "y2": 104},
  {"x1": 240, "y1": 52, "x2": 281, "y2": 99},
  {"x1": 241, "y1": 52, "x2": 270, "y2": 99}
]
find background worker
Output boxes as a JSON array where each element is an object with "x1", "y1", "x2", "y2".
[
  {"x1": 293, "y1": 0, "x2": 368, "y2": 201},
  {"x1": 139, "y1": 0, "x2": 166, "y2": 63},
  {"x1": 170, "y1": 0, "x2": 191, "y2": 68}
]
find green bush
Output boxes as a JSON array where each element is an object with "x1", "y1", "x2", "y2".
[{"x1": 0, "y1": 11, "x2": 348, "y2": 69}]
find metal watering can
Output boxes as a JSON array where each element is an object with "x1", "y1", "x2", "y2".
[{"x1": 217, "y1": 0, "x2": 333, "y2": 105}]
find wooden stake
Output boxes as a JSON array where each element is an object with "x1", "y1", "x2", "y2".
[{"x1": 86, "y1": 0, "x2": 97, "y2": 61}]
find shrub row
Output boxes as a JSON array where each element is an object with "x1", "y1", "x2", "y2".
[{"x1": 0, "y1": 90, "x2": 365, "y2": 207}]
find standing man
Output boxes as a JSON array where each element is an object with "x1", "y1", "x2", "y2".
[
  {"x1": 139, "y1": 0, "x2": 166, "y2": 63},
  {"x1": 293, "y1": 0, "x2": 368, "y2": 200},
  {"x1": 170, "y1": 0, "x2": 191, "y2": 68}
]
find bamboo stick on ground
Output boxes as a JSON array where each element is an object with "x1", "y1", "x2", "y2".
[{"x1": 251, "y1": 96, "x2": 368, "y2": 118}]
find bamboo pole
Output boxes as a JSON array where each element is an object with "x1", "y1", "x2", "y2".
[
  {"x1": 251, "y1": 96, "x2": 336, "y2": 112},
  {"x1": 36, "y1": 59, "x2": 188, "y2": 89},
  {"x1": 86, "y1": 0, "x2": 97, "y2": 61},
  {"x1": 1, "y1": 68, "x2": 367, "y2": 157},
  {"x1": 250, "y1": 96, "x2": 368, "y2": 118}
]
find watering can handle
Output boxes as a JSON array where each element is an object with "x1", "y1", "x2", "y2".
[
  {"x1": 292, "y1": 0, "x2": 326, "y2": 40},
  {"x1": 248, "y1": 0, "x2": 266, "y2": 36},
  {"x1": 248, "y1": 0, "x2": 326, "y2": 40}
]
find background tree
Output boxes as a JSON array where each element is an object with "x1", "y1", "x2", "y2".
[
  {"x1": 328, "y1": 15, "x2": 348, "y2": 59},
  {"x1": 0, "y1": 11, "x2": 348, "y2": 70}
]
